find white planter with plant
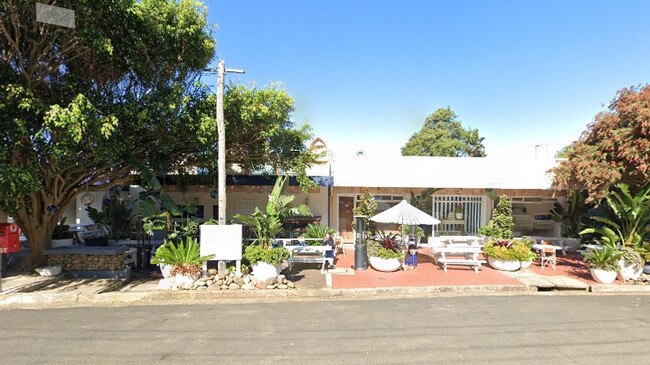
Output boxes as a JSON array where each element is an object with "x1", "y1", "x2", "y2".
[
  {"x1": 584, "y1": 246, "x2": 621, "y2": 284},
  {"x1": 150, "y1": 236, "x2": 214, "y2": 290},
  {"x1": 244, "y1": 244, "x2": 288, "y2": 282},
  {"x1": 369, "y1": 256, "x2": 401, "y2": 272},
  {"x1": 51, "y1": 218, "x2": 74, "y2": 248},
  {"x1": 484, "y1": 238, "x2": 535, "y2": 272},
  {"x1": 367, "y1": 237, "x2": 403, "y2": 272},
  {"x1": 617, "y1": 248, "x2": 644, "y2": 281}
]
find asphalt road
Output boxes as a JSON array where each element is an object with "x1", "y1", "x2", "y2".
[{"x1": 1, "y1": 294, "x2": 649, "y2": 364}]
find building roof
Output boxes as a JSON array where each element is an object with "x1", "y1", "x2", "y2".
[{"x1": 332, "y1": 156, "x2": 559, "y2": 190}]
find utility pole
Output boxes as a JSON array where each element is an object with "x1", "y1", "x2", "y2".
[{"x1": 207, "y1": 60, "x2": 244, "y2": 225}]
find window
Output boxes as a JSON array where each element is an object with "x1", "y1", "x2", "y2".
[
  {"x1": 356, "y1": 194, "x2": 404, "y2": 213},
  {"x1": 433, "y1": 196, "x2": 483, "y2": 235}
]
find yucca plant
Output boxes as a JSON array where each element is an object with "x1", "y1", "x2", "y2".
[{"x1": 151, "y1": 236, "x2": 214, "y2": 276}]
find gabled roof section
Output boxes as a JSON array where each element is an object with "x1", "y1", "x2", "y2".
[{"x1": 333, "y1": 156, "x2": 559, "y2": 190}]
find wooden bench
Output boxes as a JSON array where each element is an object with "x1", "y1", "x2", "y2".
[
  {"x1": 431, "y1": 246, "x2": 485, "y2": 274},
  {"x1": 286, "y1": 245, "x2": 332, "y2": 272}
]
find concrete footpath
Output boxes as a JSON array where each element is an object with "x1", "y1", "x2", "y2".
[{"x1": 2, "y1": 270, "x2": 650, "y2": 310}]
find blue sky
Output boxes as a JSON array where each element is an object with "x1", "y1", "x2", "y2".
[{"x1": 205, "y1": 0, "x2": 650, "y2": 158}]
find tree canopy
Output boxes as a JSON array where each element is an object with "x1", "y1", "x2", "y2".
[
  {"x1": 551, "y1": 85, "x2": 650, "y2": 202},
  {"x1": 0, "y1": 0, "x2": 316, "y2": 265},
  {"x1": 401, "y1": 107, "x2": 486, "y2": 157}
]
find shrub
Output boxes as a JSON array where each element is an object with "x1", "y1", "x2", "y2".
[
  {"x1": 584, "y1": 246, "x2": 622, "y2": 271},
  {"x1": 483, "y1": 238, "x2": 534, "y2": 261},
  {"x1": 479, "y1": 195, "x2": 514, "y2": 239},
  {"x1": 52, "y1": 218, "x2": 74, "y2": 240},
  {"x1": 242, "y1": 244, "x2": 289, "y2": 266}
]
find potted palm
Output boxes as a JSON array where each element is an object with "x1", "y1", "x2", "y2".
[
  {"x1": 584, "y1": 246, "x2": 621, "y2": 284},
  {"x1": 235, "y1": 176, "x2": 311, "y2": 282},
  {"x1": 150, "y1": 236, "x2": 214, "y2": 289}
]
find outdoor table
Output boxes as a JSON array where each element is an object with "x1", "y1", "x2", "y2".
[
  {"x1": 430, "y1": 246, "x2": 483, "y2": 274},
  {"x1": 532, "y1": 244, "x2": 561, "y2": 270},
  {"x1": 285, "y1": 245, "x2": 332, "y2": 272}
]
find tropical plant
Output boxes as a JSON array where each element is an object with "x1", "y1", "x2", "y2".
[
  {"x1": 85, "y1": 188, "x2": 134, "y2": 239},
  {"x1": 242, "y1": 244, "x2": 289, "y2": 266},
  {"x1": 234, "y1": 176, "x2": 311, "y2": 250},
  {"x1": 52, "y1": 218, "x2": 73, "y2": 240},
  {"x1": 150, "y1": 237, "x2": 214, "y2": 276},
  {"x1": 479, "y1": 195, "x2": 514, "y2": 239},
  {"x1": 376, "y1": 231, "x2": 401, "y2": 251},
  {"x1": 580, "y1": 183, "x2": 650, "y2": 247},
  {"x1": 583, "y1": 246, "x2": 622, "y2": 271},
  {"x1": 303, "y1": 224, "x2": 336, "y2": 239},
  {"x1": 549, "y1": 190, "x2": 592, "y2": 238},
  {"x1": 366, "y1": 239, "x2": 403, "y2": 262}
]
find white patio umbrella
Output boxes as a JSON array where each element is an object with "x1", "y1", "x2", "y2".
[{"x1": 369, "y1": 200, "x2": 440, "y2": 244}]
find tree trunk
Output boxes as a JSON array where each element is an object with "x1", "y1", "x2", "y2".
[{"x1": 14, "y1": 194, "x2": 62, "y2": 269}]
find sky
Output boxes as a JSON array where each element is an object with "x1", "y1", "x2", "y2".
[{"x1": 205, "y1": 0, "x2": 650, "y2": 159}]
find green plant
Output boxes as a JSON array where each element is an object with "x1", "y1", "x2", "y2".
[
  {"x1": 549, "y1": 190, "x2": 592, "y2": 238},
  {"x1": 85, "y1": 188, "x2": 134, "y2": 239},
  {"x1": 580, "y1": 183, "x2": 649, "y2": 248},
  {"x1": 352, "y1": 189, "x2": 377, "y2": 236},
  {"x1": 620, "y1": 247, "x2": 644, "y2": 266},
  {"x1": 634, "y1": 243, "x2": 650, "y2": 263},
  {"x1": 483, "y1": 238, "x2": 534, "y2": 261},
  {"x1": 304, "y1": 224, "x2": 335, "y2": 239},
  {"x1": 242, "y1": 244, "x2": 289, "y2": 266},
  {"x1": 150, "y1": 236, "x2": 214, "y2": 276},
  {"x1": 399, "y1": 225, "x2": 424, "y2": 237},
  {"x1": 479, "y1": 195, "x2": 514, "y2": 239},
  {"x1": 375, "y1": 247, "x2": 404, "y2": 262},
  {"x1": 52, "y1": 218, "x2": 74, "y2": 240},
  {"x1": 584, "y1": 246, "x2": 622, "y2": 271},
  {"x1": 234, "y1": 176, "x2": 311, "y2": 250}
]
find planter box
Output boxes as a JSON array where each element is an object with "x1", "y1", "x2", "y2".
[
  {"x1": 369, "y1": 256, "x2": 401, "y2": 272},
  {"x1": 487, "y1": 256, "x2": 521, "y2": 271}
]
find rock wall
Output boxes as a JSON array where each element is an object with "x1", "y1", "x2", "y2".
[{"x1": 47, "y1": 254, "x2": 127, "y2": 271}]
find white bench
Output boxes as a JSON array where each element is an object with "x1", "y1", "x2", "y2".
[
  {"x1": 286, "y1": 245, "x2": 333, "y2": 272},
  {"x1": 431, "y1": 246, "x2": 485, "y2": 274}
]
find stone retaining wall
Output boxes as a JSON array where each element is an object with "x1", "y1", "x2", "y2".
[{"x1": 47, "y1": 254, "x2": 127, "y2": 271}]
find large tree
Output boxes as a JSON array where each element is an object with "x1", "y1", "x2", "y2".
[
  {"x1": 551, "y1": 85, "x2": 650, "y2": 202},
  {"x1": 193, "y1": 83, "x2": 316, "y2": 186},
  {"x1": 0, "y1": 0, "x2": 215, "y2": 266},
  {"x1": 401, "y1": 107, "x2": 486, "y2": 157},
  {"x1": 0, "y1": 0, "x2": 316, "y2": 266}
]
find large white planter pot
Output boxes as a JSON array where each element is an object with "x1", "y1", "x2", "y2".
[
  {"x1": 520, "y1": 260, "x2": 533, "y2": 270},
  {"x1": 174, "y1": 273, "x2": 199, "y2": 290},
  {"x1": 51, "y1": 238, "x2": 74, "y2": 248},
  {"x1": 368, "y1": 256, "x2": 401, "y2": 272},
  {"x1": 487, "y1": 257, "x2": 521, "y2": 271},
  {"x1": 590, "y1": 268, "x2": 617, "y2": 284},
  {"x1": 617, "y1": 260, "x2": 643, "y2": 281},
  {"x1": 160, "y1": 264, "x2": 173, "y2": 279},
  {"x1": 251, "y1": 261, "x2": 282, "y2": 282}
]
